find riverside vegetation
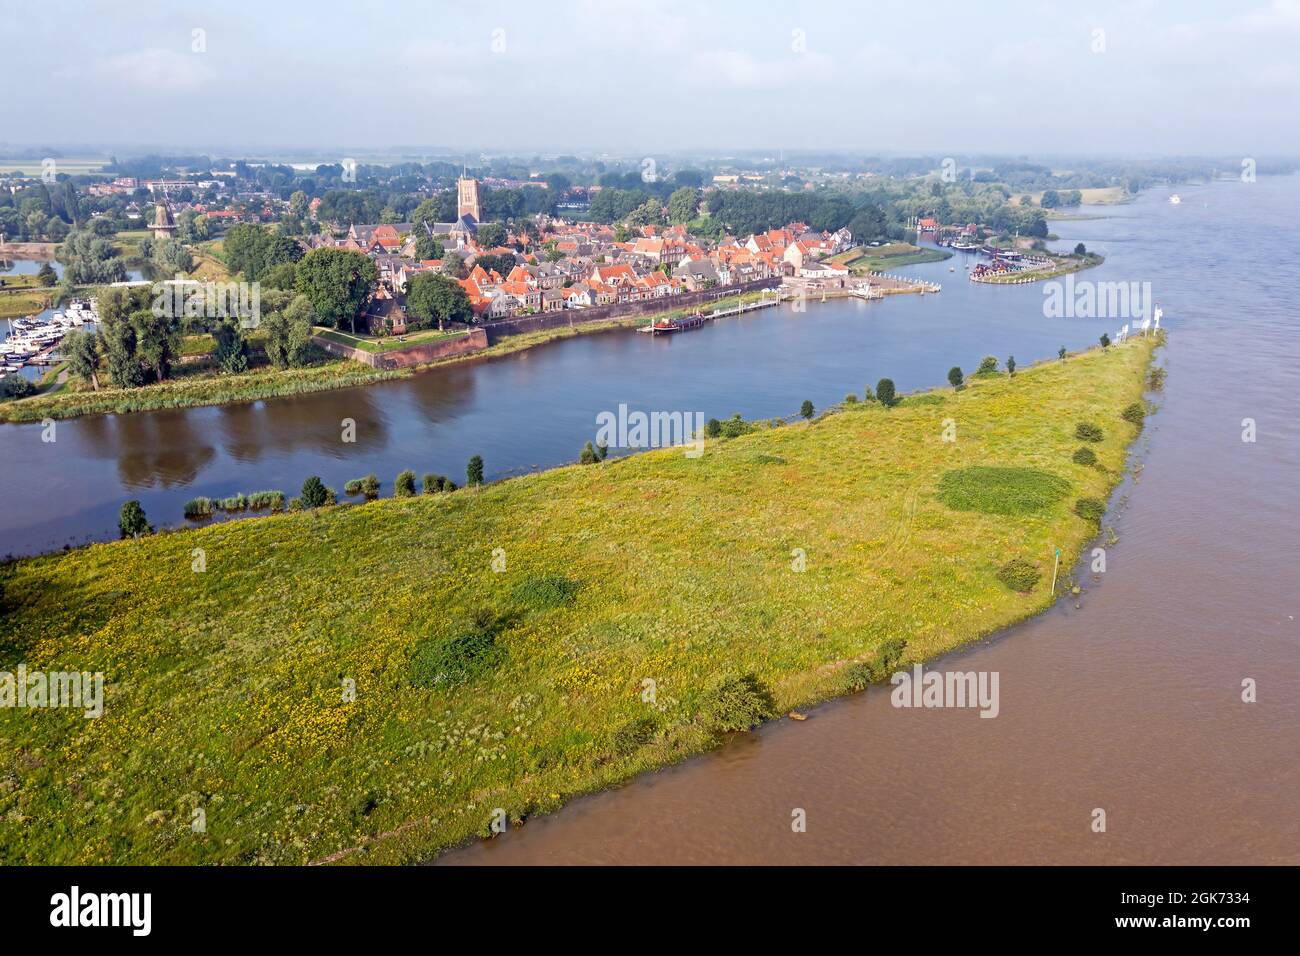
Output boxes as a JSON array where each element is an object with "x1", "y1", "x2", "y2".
[{"x1": 0, "y1": 335, "x2": 1158, "y2": 864}]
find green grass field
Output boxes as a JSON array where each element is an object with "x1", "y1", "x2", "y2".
[
  {"x1": 313, "y1": 326, "x2": 471, "y2": 354},
  {"x1": 833, "y1": 244, "x2": 953, "y2": 273},
  {"x1": 0, "y1": 336, "x2": 1157, "y2": 864}
]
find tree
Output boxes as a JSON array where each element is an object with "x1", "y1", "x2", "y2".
[
  {"x1": 580, "y1": 441, "x2": 598, "y2": 464},
  {"x1": 876, "y1": 378, "x2": 898, "y2": 407},
  {"x1": 131, "y1": 308, "x2": 180, "y2": 383},
  {"x1": 800, "y1": 400, "x2": 814, "y2": 419},
  {"x1": 1100, "y1": 333, "x2": 1111, "y2": 349},
  {"x1": 977, "y1": 355, "x2": 999, "y2": 375},
  {"x1": 414, "y1": 232, "x2": 443, "y2": 261},
  {"x1": 948, "y1": 366, "x2": 964, "y2": 389},
  {"x1": 0, "y1": 372, "x2": 36, "y2": 399},
  {"x1": 213, "y1": 319, "x2": 249, "y2": 374},
  {"x1": 62, "y1": 328, "x2": 101, "y2": 390},
  {"x1": 1040, "y1": 189, "x2": 1060, "y2": 209},
  {"x1": 1059, "y1": 347, "x2": 1067, "y2": 360},
  {"x1": 475, "y1": 222, "x2": 507, "y2": 249},
  {"x1": 36, "y1": 262, "x2": 56, "y2": 287},
  {"x1": 1006, "y1": 355, "x2": 1016, "y2": 375},
  {"x1": 466, "y1": 455, "x2": 484, "y2": 486},
  {"x1": 263, "y1": 295, "x2": 316, "y2": 369},
  {"x1": 300, "y1": 475, "x2": 328, "y2": 508},
  {"x1": 405, "y1": 272, "x2": 472, "y2": 331},
  {"x1": 394, "y1": 469, "x2": 417, "y2": 497},
  {"x1": 118, "y1": 500, "x2": 150, "y2": 538},
  {"x1": 1074, "y1": 242, "x2": 1087, "y2": 256},
  {"x1": 294, "y1": 248, "x2": 378, "y2": 334},
  {"x1": 667, "y1": 186, "x2": 700, "y2": 224}
]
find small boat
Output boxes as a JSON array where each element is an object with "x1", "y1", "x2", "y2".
[
  {"x1": 641, "y1": 313, "x2": 707, "y2": 334},
  {"x1": 1168, "y1": 194, "x2": 1182, "y2": 205}
]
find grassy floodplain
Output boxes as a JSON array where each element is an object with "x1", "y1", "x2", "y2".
[
  {"x1": 0, "y1": 335, "x2": 1158, "y2": 864},
  {"x1": 833, "y1": 243, "x2": 953, "y2": 272}
]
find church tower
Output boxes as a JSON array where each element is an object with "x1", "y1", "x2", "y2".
[{"x1": 456, "y1": 175, "x2": 481, "y2": 223}]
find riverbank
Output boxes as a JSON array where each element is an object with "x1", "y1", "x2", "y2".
[
  {"x1": 0, "y1": 288, "x2": 779, "y2": 423},
  {"x1": 0, "y1": 334, "x2": 1158, "y2": 864},
  {"x1": 972, "y1": 251, "x2": 1105, "y2": 284}
]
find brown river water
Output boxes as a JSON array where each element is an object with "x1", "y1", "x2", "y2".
[{"x1": 440, "y1": 178, "x2": 1300, "y2": 864}]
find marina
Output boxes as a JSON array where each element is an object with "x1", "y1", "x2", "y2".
[{"x1": 0, "y1": 299, "x2": 98, "y2": 375}]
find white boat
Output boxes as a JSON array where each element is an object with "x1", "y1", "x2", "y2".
[{"x1": 1168, "y1": 194, "x2": 1182, "y2": 204}]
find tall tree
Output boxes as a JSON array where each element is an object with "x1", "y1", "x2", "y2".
[
  {"x1": 294, "y1": 248, "x2": 378, "y2": 334},
  {"x1": 405, "y1": 273, "x2": 472, "y2": 331},
  {"x1": 62, "y1": 328, "x2": 101, "y2": 390}
]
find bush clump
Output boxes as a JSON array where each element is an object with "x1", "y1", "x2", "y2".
[
  {"x1": 218, "y1": 494, "x2": 248, "y2": 512},
  {"x1": 394, "y1": 469, "x2": 417, "y2": 497},
  {"x1": 1075, "y1": 421, "x2": 1104, "y2": 442},
  {"x1": 699, "y1": 673, "x2": 776, "y2": 733},
  {"x1": 422, "y1": 473, "x2": 457, "y2": 494},
  {"x1": 409, "y1": 610, "x2": 503, "y2": 688},
  {"x1": 183, "y1": 497, "x2": 213, "y2": 518},
  {"x1": 937, "y1": 466, "x2": 1071, "y2": 516},
  {"x1": 976, "y1": 355, "x2": 999, "y2": 376},
  {"x1": 1074, "y1": 497, "x2": 1106, "y2": 523},
  {"x1": 612, "y1": 715, "x2": 659, "y2": 755},
  {"x1": 843, "y1": 637, "x2": 908, "y2": 691},
  {"x1": 299, "y1": 476, "x2": 328, "y2": 508},
  {"x1": 512, "y1": 575, "x2": 581, "y2": 609},
  {"x1": 1071, "y1": 446, "x2": 1097, "y2": 466},
  {"x1": 1121, "y1": 402, "x2": 1145, "y2": 425},
  {"x1": 996, "y1": 558, "x2": 1042, "y2": 592},
  {"x1": 247, "y1": 490, "x2": 284, "y2": 511}
]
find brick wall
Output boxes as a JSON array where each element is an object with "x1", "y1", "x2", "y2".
[
  {"x1": 482, "y1": 278, "x2": 781, "y2": 342},
  {"x1": 311, "y1": 328, "x2": 488, "y2": 369}
]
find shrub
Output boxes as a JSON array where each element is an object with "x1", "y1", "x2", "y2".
[
  {"x1": 1006, "y1": 355, "x2": 1016, "y2": 375},
  {"x1": 1100, "y1": 333, "x2": 1111, "y2": 349},
  {"x1": 423, "y1": 473, "x2": 455, "y2": 494},
  {"x1": 300, "y1": 476, "x2": 328, "y2": 508},
  {"x1": 1121, "y1": 401, "x2": 1145, "y2": 425},
  {"x1": 595, "y1": 440, "x2": 608, "y2": 461},
  {"x1": 863, "y1": 385, "x2": 876, "y2": 403},
  {"x1": 1147, "y1": 366, "x2": 1166, "y2": 390},
  {"x1": 700, "y1": 673, "x2": 775, "y2": 733},
  {"x1": 467, "y1": 455, "x2": 484, "y2": 486},
  {"x1": 118, "y1": 500, "x2": 150, "y2": 538},
  {"x1": 996, "y1": 558, "x2": 1041, "y2": 592},
  {"x1": 718, "y1": 413, "x2": 754, "y2": 439},
  {"x1": 843, "y1": 637, "x2": 908, "y2": 691},
  {"x1": 612, "y1": 715, "x2": 659, "y2": 755},
  {"x1": 843, "y1": 393, "x2": 858, "y2": 405},
  {"x1": 580, "y1": 441, "x2": 598, "y2": 464},
  {"x1": 800, "y1": 399, "x2": 814, "y2": 419},
  {"x1": 287, "y1": 497, "x2": 303, "y2": 511},
  {"x1": 948, "y1": 366, "x2": 963, "y2": 389},
  {"x1": 876, "y1": 378, "x2": 897, "y2": 407},
  {"x1": 394, "y1": 469, "x2": 416, "y2": 497},
  {"x1": 705, "y1": 417, "x2": 721, "y2": 438},
  {"x1": 218, "y1": 494, "x2": 247, "y2": 512},
  {"x1": 183, "y1": 497, "x2": 213, "y2": 518},
  {"x1": 937, "y1": 466, "x2": 1071, "y2": 516},
  {"x1": 1071, "y1": 446, "x2": 1097, "y2": 466},
  {"x1": 512, "y1": 575, "x2": 581, "y2": 609},
  {"x1": 0, "y1": 372, "x2": 37, "y2": 399},
  {"x1": 409, "y1": 625, "x2": 502, "y2": 688},
  {"x1": 1075, "y1": 421, "x2": 1104, "y2": 442},
  {"x1": 1074, "y1": 497, "x2": 1105, "y2": 522},
  {"x1": 1059, "y1": 347, "x2": 1067, "y2": 360},
  {"x1": 360, "y1": 474, "x2": 380, "y2": 500},
  {"x1": 344, "y1": 478, "x2": 363, "y2": 496},
  {"x1": 977, "y1": 355, "x2": 999, "y2": 375},
  {"x1": 323, "y1": 486, "x2": 337, "y2": 506}
]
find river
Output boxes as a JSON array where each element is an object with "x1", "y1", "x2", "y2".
[
  {"x1": 3, "y1": 180, "x2": 1298, "y2": 866},
  {"x1": 4, "y1": 210, "x2": 1148, "y2": 556},
  {"x1": 434, "y1": 176, "x2": 1300, "y2": 864}
]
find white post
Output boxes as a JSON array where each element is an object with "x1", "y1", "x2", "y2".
[{"x1": 1050, "y1": 547, "x2": 1062, "y2": 594}]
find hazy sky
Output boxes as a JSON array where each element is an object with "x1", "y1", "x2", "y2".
[{"x1": 8, "y1": 0, "x2": 1300, "y2": 157}]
